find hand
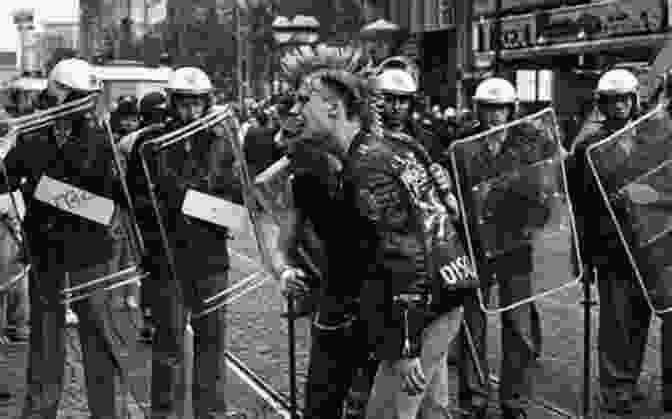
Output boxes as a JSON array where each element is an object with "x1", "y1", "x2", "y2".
[
  {"x1": 278, "y1": 266, "x2": 310, "y2": 298},
  {"x1": 392, "y1": 357, "x2": 426, "y2": 396},
  {"x1": 624, "y1": 183, "x2": 659, "y2": 205}
]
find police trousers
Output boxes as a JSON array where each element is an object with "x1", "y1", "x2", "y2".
[
  {"x1": 365, "y1": 307, "x2": 463, "y2": 419},
  {"x1": 459, "y1": 272, "x2": 542, "y2": 410},
  {"x1": 596, "y1": 257, "x2": 651, "y2": 396},
  {"x1": 21, "y1": 263, "x2": 121, "y2": 419},
  {"x1": 147, "y1": 258, "x2": 228, "y2": 419}
]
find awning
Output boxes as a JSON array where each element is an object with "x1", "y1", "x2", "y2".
[{"x1": 474, "y1": 33, "x2": 671, "y2": 67}]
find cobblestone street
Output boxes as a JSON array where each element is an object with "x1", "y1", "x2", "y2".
[{"x1": 1, "y1": 261, "x2": 671, "y2": 418}]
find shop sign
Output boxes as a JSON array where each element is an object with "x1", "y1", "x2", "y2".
[
  {"x1": 473, "y1": 13, "x2": 536, "y2": 52},
  {"x1": 537, "y1": 0, "x2": 664, "y2": 44},
  {"x1": 473, "y1": 0, "x2": 582, "y2": 17},
  {"x1": 500, "y1": 14, "x2": 536, "y2": 49}
]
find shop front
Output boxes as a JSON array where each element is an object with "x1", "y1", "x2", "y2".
[{"x1": 471, "y1": 0, "x2": 670, "y2": 140}]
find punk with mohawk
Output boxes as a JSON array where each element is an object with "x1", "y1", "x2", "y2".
[{"x1": 274, "y1": 40, "x2": 468, "y2": 419}]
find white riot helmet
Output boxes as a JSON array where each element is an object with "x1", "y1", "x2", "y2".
[
  {"x1": 374, "y1": 68, "x2": 418, "y2": 96},
  {"x1": 596, "y1": 69, "x2": 639, "y2": 96},
  {"x1": 48, "y1": 58, "x2": 101, "y2": 92},
  {"x1": 377, "y1": 56, "x2": 420, "y2": 85},
  {"x1": 473, "y1": 77, "x2": 518, "y2": 118},
  {"x1": 595, "y1": 68, "x2": 640, "y2": 118},
  {"x1": 166, "y1": 67, "x2": 213, "y2": 96},
  {"x1": 473, "y1": 77, "x2": 517, "y2": 105}
]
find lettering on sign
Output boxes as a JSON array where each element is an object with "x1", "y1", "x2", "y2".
[
  {"x1": 182, "y1": 189, "x2": 251, "y2": 233},
  {"x1": 500, "y1": 14, "x2": 536, "y2": 49},
  {"x1": 537, "y1": 0, "x2": 664, "y2": 45},
  {"x1": 439, "y1": 256, "x2": 477, "y2": 286},
  {"x1": 33, "y1": 176, "x2": 115, "y2": 226}
]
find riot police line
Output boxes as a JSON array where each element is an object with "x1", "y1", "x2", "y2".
[{"x1": 0, "y1": 48, "x2": 670, "y2": 419}]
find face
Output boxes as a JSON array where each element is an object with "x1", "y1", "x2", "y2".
[
  {"x1": 48, "y1": 81, "x2": 72, "y2": 105},
  {"x1": 174, "y1": 95, "x2": 206, "y2": 123},
  {"x1": 477, "y1": 103, "x2": 512, "y2": 129},
  {"x1": 602, "y1": 94, "x2": 633, "y2": 121},
  {"x1": 289, "y1": 76, "x2": 348, "y2": 139},
  {"x1": 382, "y1": 93, "x2": 412, "y2": 129}
]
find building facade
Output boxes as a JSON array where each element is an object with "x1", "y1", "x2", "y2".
[
  {"x1": 0, "y1": 52, "x2": 18, "y2": 85},
  {"x1": 470, "y1": 0, "x2": 670, "y2": 139}
]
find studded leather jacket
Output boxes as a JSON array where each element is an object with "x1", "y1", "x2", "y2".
[{"x1": 344, "y1": 129, "x2": 470, "y2": 361}]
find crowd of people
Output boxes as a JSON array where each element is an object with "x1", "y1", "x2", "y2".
[{"x1": 0, "y1": 39, "x2": 668, "y2": 419}]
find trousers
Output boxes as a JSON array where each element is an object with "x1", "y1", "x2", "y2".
[
  {"x1": 21, "y1": 263, "x2": 121, "y2": 419},
  {"x1": 459, "y1": 272, "x2": 542, "y2": 410},
  {"x1": 596, "y1": 258, "x2": 651, "y2": 396},
  {"x1": 365, "y1": 307, "x2": 463, "y2": 419},
  {"x1": 147, "y1": 257, "x2": 228, "y2": 419}
]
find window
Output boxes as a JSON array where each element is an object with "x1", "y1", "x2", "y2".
[{"x1": 515, "y1": 69, "x2": 554, "y2": 102}]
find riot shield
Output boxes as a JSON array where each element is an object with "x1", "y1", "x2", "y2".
[
  {"x1": 449, "y1": 107, "x2": 582, "y2": 313},
  {"x1": 586, "y1": 104, "x2": 672, "y2": 315},
  {"x1": 138, "y1": 105, "x2": 304, "y2": 417},
  {"x1": 0, "y1": 94, "x2": 147, "y2": 303},
  {"x1": 138, "y1": 104, "x2": 274, "y2": 318},
  {"x1": 253, "y1": 155, "x2": 323, "y2": 284}
]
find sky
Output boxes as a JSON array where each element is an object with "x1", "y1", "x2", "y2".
[{"x1": 0, "y1": 0, "x2": 78, "y2": 51}]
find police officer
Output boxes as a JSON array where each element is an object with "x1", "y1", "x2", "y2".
[
  {"x1": 0, "y1": 75, "x2": 45, "y2": 343},
  {"x1": 456, "y1": 77, "x2": 550, "y2": 419},
  {"x1": 4, "y1": 58, "x2": 126, "y2": 419},
  {"x1": 139, "y1": 91, "x2": 168, "y2": 126},
  {"x1": 126, "y1": 66, "x2": 236, "y2": 419},
  {"x1": 375, "y1": 68, "x2": 446, "y2": 161},
  {"x1": 130, "y1": 90, "x2": 169, "y2": 343},
  {"x1": 568, "y1": 69, "x2": 649, "y2": 414},
  {"x1": 110, "y1": 95, "x2": 140, "y2": 142},
  {"x1": 6, "y1": 75, "x2": 47, "y2": 117}
]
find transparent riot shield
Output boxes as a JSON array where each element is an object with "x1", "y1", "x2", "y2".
[
  {"x1": 586, "y1": 104, "x2": 672, "y2": 315},
  {"x1": 138, "y1": 105, "x2": 302, "y2": 416},
  {"x1": 0, "y1": 95, "x2": 97, "y2": 299},
  {"x1": 449, "y1": 107, "x2": 583, "y2": 313},
  {"x1": 253, "y1": 155, "x2": 324, "y2": 284}
]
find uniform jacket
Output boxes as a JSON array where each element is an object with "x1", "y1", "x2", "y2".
[
  {"x1": 452, "y1": 121, "x2": 557, "y2": 277},
  {"x1": 567, "y1": 114, "x2": 671, "y2": 266},
  {"x1": 2, "y1": 102, "x2": 124, "y2": 272},
  {"x1": 343, "y1": 129, "x2": 469, "y2": 361},
  {"x1": 126, "y1": 117, "x2": 242, "y2": 293}
]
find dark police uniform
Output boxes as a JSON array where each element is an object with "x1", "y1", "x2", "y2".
[
  {"x1": 454, "y1": 121, "x2": 552, "y2": 416},
  {"x1": 5, "y1": 94, "x2": 126, "y2": 419},
  {"x1": 126, "y1": 117, "x2": 240, "y2": 418},
  {"x1": 569, "y1": 117, "x2": 655, "y2": 410}
]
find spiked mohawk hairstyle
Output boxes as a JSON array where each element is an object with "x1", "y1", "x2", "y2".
[{"x1": 279, "y1": 43, "x2": 383, "y2": 136}]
